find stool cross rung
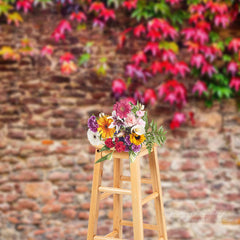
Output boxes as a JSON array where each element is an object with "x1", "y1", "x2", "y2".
[
  {"x1": 120, "y1": 219, "x2": 159, "y2": 231},
  {"x1": 142, "y1": 192, "x2": 159, "y2": 205},
  {"x1": 98, "y1": 186, "x2": 131, "y2": 195},
  {"x1": 120, "y1": 175, "x2": 152, "y2": 184},
  {"x1": 99, "y1": 192, "x2": 112, "y2": 200},
  {"x1": 94, "y1": 236, "x2": 126, "y2": 240},
  {"x1": 104, "y1": 231, "x2": 118, "y2": 237}
]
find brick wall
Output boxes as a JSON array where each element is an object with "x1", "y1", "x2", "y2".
[{"x1": 0, "y1": 10, "x2": 239, "y2": 240}]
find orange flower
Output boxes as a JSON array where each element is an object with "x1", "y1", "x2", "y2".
[{"x1": 97, "y1": 115, "x2": 115, "y2": 139}]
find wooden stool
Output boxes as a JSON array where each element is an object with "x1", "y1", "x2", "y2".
[{"x1": 87, "y1": 145, "x2": 168, "y2": 240}]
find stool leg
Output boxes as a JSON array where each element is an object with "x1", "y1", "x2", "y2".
[
  {"x1": 87, "y1": 150, "x2": 104, "y2": 240},
  {"x1": 113, "y1": 158, "x2": 123, "y2": 238},
  {"x1": 149, "y1": 147, "x2": 168, "y2": 240},
  {"x1": 130, "y1": 156, "x2": 144, "y2": 240}
]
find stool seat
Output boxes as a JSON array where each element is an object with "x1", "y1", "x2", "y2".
[{"x1": 87, "y1": 146, "x2": 168, "y2": 240}]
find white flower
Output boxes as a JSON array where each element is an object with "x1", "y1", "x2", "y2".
[
  {"x1": 108, "y1": 110, "x2": 124, "y2": 132},
  {"x1": 87, "y1": 129, "x2": 103, "y2": 146},
  {"x1": 131, "y1": 125, "x2": 145, "y2": 135},
  {"x1": 125, "y1": 113, "x2": 137, "y2": 127}
]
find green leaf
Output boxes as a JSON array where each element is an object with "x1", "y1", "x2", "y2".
[
  {"x1": 225, "y1": 37, "x2": 232, "y2": 45},
  {"x1": 78, "y1": 53, "x2": 90, "y2": 66},
  {"x1": 95, "y1": 152, "x2": 113, "y2": 164},
  {"x1": 159, "y1": 41, "x2": 179, "y2": 53},
  {"x1": 98, "y1": 146, "x2": 110, "y2": 152},
  {"x1": 223, "y1": 54, "x2": 232, "y2": 62},
  {"x1": 217, "y1": 41, "x2": 225, "y2": 51},
  {"x1": 129, "y1": 151, "x2": 138, "y2": 163},
  {"x1": 209, "y1": 32, "x2": 220, "y2": 42}
]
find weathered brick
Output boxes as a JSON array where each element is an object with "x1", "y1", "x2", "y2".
[
  {"x1": 14, "y1": 199, "x2": 39, "y2": 211},
  {"x1": 58, "y1": 192, "x2": 75, "y2": 203},
  {"x1": 189, "y1": 189, "x2": 207, "y2": 199},
  {"x1": 62, "y1": 208, "x2": 77, "y2": 219},
  {"x1": 10, "y1": 170, "x2": 42, "y2": 181},
  {"x1": 181, "y1": 160, "x2": 200, "y2": 171},
  {"x1": 50, "y1": 128, "x2": 72, "y2": 139},
  {"x1": 8, "y1": 131, "x2": 26, "y2": 140},
  {"x1": 24, "y1": 182, "x2": 53, "y2": 201},
  {"x1": 42, "y1": 200, "x2": 62, "y2": 213},
  {"x1": 204, "y1": 159, "x2": 219, "y2": 169},
  {"x1": 159, "y1": 160, "x2": 171, "y2": 171},
  {"x1": 0, "y1": 163, "x2": 11, "y2": 173},
  {"x1": 48, "y1": 171, "x2": 70, "y2": 181},
  {"x1": 78, "y1": 212, "x2": 89, "y2": 220},
  {"x1": 168, "y1": 228, "x2": 192, "y2": 239},
  {"x1": 169, "y1": 189, "x2": 188, "y2": 199}
]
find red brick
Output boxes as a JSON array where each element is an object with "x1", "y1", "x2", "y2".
[
  {"x1": 42, "y1": 200, "x2": 62, "y2": 213},
  {"x1": 58, "y1": 192, "x2": 75, "y2": 203},
  {"x1": 8, "y1": 216, "x2": 20, "y2": 224},
  {"x1": 189, "y1": 190, "x2": 207, "y2": 199},
  {"x1": 78, "y1": 212, "x2": 89, "y2": 220},
  {"x1": 0, "y1": 163, "x2": 11, "y2": 173},
  {"x1": 225, "y1": 193, "x2": 240, "y2": 201},
  {"x1": 80, "y1": 202, "x2": 90, "y2": 210},
  {"x1": 169, "y1": 189, "x2": 188, "y2": 199},
  {"x1": 168, "y1": 228, "x2": 192, "y2": 239},
  {"x1": 166, "y1": 139, "x2": 181, "y2": 149},
  {"x1": 15, "y1": 199, "x2": 39, "y2": 211},
  {"x1": 204, "y1": 159, "x2": 219, "y2": 169},
  {"x1": 48, "y1": 171, "x2": 70, "y2": 181},
  {"x1": 216, "y1": 202, "x2": 234, "y2": 211},
  {"x1": 75, "y1": 185, "x2": 88, "y2": 193},
  {"x1": 62, "y1": 209, "x2": 77, "y2": 219},
  {"x1": 0, "y1": 203, "x2": 10, "y2": 212},
  {"x1": 159, "y1": 160, "x2": 171, "y2": 171},
  {"x1": 24, "y1": 182, "x2": 53, "y2": 201},
  {"x1": 0, "y1": 183, "x2": 14, "y2": 192},
  {"x1": 10, "y1": 170, "x2": 42, "y2": 181},
  {"x1": 6, "y1": 193, "x2": 19, "y2": 203},
  {"x1": 27, "y1": 157, "x2": 53, "y2": 168},
  {"x1": 181, "y1": 160, "x2": 200, "y2": 171}
]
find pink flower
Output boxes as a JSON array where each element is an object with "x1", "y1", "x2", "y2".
[
  {"x1": 136, "y1": 110, "x2": 145, "y2": 117},
  {"x1": 125, "y1": 113, "x2": 137, "y2": 127},
  {"x1": 113, "y1": 99, "x2": 131, "y2": 118},
  {"x1": 137, "y1": 119, "x2": 146, "y2": 127}
]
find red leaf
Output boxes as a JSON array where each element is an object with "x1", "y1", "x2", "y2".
[
  {"x1": 214, "y1": 14, "x2": 230, "y2": 28},
  {"x1": 118, "y1": 34, "x2": 126, "y2": 49},
  {"x1": 60, "y1": 52, "x2": 75, "y2": 63},
  {"x1": 228, "y1": 38, "x2": 240, "y2": 53},
  {"x1": 227, "y1": 61, "x2": 238, "y2": 76},
  {"x1": 89, "y1": 2, "x2": 105, "y2": 12},
  {"x1": 56, "y1": 20, "x2": 72, "y2": 34},
  {"x1": 173, "y1": 61, "x2": 190, "y2": 77},
  {"x1": 229, "y1": 77, "x2": 240, "y2": 91},
  {"x1": 201, "y1": 62, "x2": 217, "y2": 77},
  {"x1": 122, "y1": 0, "x2": 137, "y2": 11},
  {"x1": 41, "y1": 45, "x2": 53, "y2": 57},
  {"x1": 192, "y1": 80, "x2": 207, "y2": 96},
  {"x1": 147, "y1": 29, "x2": 162, "y2": 41},
  {"x1": 190, "y1": 4, "x2": 206, "y2": 14},
  {"x1": 189, "y1": 13, "x2": 204, "y2": 25},
  {"x1": 143, "y1": 89, "x2": 157, "y2": 105},
  {"x1": 166, "y1": 0, "x2": 181, "y2": 5},
  {"x1": 151, "y1": 61, "x2": 164, "y2": 75},
  {"x1": 69, "y1": 12, "x2": 87, "y2": 23},
  {"x1": 100, "y1": 9, "x2": 115, "y2": 21},
  {"x1": 131, "y1": 51, "x2": 147, "y2": 66},
  {"x1": 195, "y1": 21, "x2": 211, "y2": 32},
  {"x1": 16, "y1": 0, "x2": 32, "y2": 13},
  {"x1": 144, "y1": 42, "x2": 159, "y2": 56},
  {"x1": 161, "y1": 49, "x2": 176, "y2": 63},
  {"x1": 112, "y1": 79, "x2": 127, "y2": 96},
  {"x1": 190, "y1": 54, "x2": 205, "y2": 68},
  {"x1": 133, "y1": 24, "x2": 146, "y2": 37}
]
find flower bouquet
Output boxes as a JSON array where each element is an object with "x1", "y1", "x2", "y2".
[{"x1": 87, "y1": 99, "x2": 166, "y2": 163}]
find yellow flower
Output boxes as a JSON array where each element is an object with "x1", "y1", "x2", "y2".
[
  {"x1": 130, "y1": 133, "x2": 146, "y2": 146},
  {"x1": 97, "y1": 115, "x2": 115, "y2": 139}
]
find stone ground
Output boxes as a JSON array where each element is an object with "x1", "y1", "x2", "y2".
[{"x1": 0, "y1": 9, "x2": 239, "y2": 240}]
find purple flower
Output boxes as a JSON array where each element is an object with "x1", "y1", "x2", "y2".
[
  {"x1": 132, "y1": 144, "x2": 141, "y2": 153},
  {"x1": 88, "y1": 115, "x2": 98, "y2": 132},
  {"x1": 125, "y1": 135, "x2": 131, "y2": 146},
  {"x1": 124, "y1": 145, "x2": 130, "y2": 152}
]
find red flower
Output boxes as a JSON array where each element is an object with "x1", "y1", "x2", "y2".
[
  {"x1": 115, "y1": 141, "x2": 125, "y2": 152},
  {"x1": 105, "y1": 138, "x2": 115, "y2": 148},
  {"x1": 170, "y1": 112, "x2": 186, "y2": 129}
]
